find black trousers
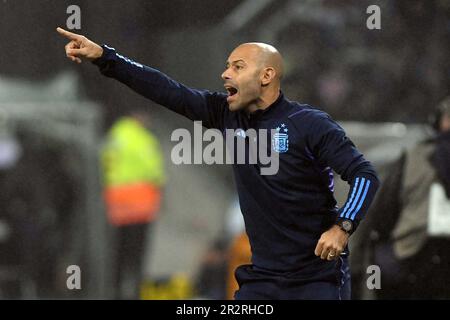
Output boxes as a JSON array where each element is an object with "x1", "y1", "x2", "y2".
[
  {"x1": 113, "y1": 223, "x2": 152, "y2": 300},
  {"x1": 234, "y1": 256, "x2": 351, "y2": 300}
]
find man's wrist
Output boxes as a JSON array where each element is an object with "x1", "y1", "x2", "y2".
[
  {"x1": 93, "y1": 45, "x2": 104, "y2": 60},
  {"x1": 335, "y1": 218, "x2": 355, "y2": 235},
  {"x1": 92, "y1": 44, "x2": 107, "y2": 64}
]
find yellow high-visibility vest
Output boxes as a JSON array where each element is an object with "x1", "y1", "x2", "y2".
[{"x1": 101, "y1": 117, "x2": 165, "y2": 187}]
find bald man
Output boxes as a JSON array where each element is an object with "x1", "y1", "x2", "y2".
[{"x1": 57, "y1": 28, "x2": 379, "y2": 300}]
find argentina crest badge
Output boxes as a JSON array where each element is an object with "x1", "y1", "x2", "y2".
[{"x1": 272, "y1": 123, "x2": 289, "y2": 153}]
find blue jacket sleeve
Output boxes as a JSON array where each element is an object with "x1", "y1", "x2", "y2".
[
  {"x1": 306, "y1": 111, "x2": 380, "y2": 229},
  {"x1": 92, "y1": 45, "x2": 227, "y2": 130}
]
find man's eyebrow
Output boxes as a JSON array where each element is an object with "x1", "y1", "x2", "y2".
[{"x1": 226, "y1": 59, "x2": 246, "y2": 66}]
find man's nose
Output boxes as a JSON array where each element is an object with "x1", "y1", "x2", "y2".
[{"x1": 221, "y1": 69, "x2": 231, "y2": 81}]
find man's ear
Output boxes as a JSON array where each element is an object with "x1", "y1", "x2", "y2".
[{"x1": 261, "y1": 67, "x2": 276, "y2": 86}]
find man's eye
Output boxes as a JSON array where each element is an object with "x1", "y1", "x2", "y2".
[{"x1": 235, "y1": 65, "x2": 243, "y2": 70}]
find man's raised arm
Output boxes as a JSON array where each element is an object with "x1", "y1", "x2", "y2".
[{"x1": 56, "y1": 27, "x2": 226, "y2": 130}]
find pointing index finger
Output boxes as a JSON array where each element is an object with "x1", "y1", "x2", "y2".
[{"x1": 56, "y1": 27, "x2": 82, "y2": 41}]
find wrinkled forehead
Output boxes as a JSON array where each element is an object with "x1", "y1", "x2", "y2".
[{"x1": 227, "y1": 45, "x2": 262, "y2": 65}]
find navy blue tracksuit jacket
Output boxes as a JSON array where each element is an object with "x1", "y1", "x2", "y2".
[{"x1": 93, "y1": 45, "x2": 380, "y2": 297}]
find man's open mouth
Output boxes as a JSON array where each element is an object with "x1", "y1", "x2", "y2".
[{"x1": 225, "y1": 85, "x2": 238, "y2": 97}]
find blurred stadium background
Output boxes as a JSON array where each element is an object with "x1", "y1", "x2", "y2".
[{"x1": 0, "y1": 0, "x2": 448, "y2": 299}]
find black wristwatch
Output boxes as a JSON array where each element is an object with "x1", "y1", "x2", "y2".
[{"x1": 336, "y1": 218, "x2": 354, "y2": 235}]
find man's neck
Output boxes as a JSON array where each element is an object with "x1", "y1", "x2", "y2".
[{"x1": 246, "y1": 88, "x2": 281, "y2": 114}]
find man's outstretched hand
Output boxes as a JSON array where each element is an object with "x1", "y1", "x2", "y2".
[{"x1": 56, "y1": 27, "x2": 103, "y2": 63}]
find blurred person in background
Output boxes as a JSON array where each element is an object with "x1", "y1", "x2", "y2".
[
  {"x1": 370, "y1": 96, "x2": 450, "y2": 299},
  {"x1": 101, "y1": 110, "x2": 165, "y2": 299},
  {"x1": 196, "y1": 200, "x2": 250, "y2": 300},
  {"x1": 226, "y1": 232, "x2": 251, "y2": 300},
  {"x1": 222, "y1": 199, "x2": 251, "y2": 300},
  {"x1": 0, "y1": 131, "x2": 76, "y2": 299},
  {"x1": 195, "y1": 239, "x2": 228, "y2": 300}
]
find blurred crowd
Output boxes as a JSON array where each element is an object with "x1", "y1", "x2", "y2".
[{"x1": 278, "y1": 0, "x2": 449, "y2": 123}]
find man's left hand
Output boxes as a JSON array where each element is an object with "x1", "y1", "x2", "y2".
[{"x1": 314, "y1": 225, "x2": 349, "y2": 261}]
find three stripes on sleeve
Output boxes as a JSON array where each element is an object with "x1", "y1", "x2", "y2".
[{"x1": 338, "y1": 176, "x2": 374, "y2": 221}]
